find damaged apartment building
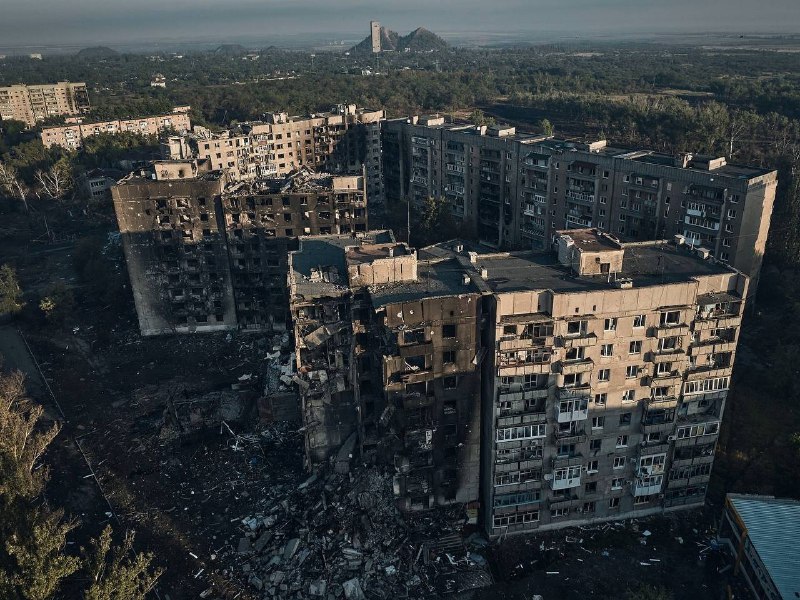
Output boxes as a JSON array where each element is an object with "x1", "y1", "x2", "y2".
[
  {"x1": 288, "y1": 233, "x2": 482, "y2": 514},
  {"x1": 113, "y1": 160, "x2": 367, "y2": 335},
  {"x1": 288, "y1": 228, "x2": 747, "y2": 534},
  {"x1": 166, "y1": 104, "x2": 385, "y2": 204},
  {"x1": 382, "y1": 115, "x2": 776, "y2": 293}
]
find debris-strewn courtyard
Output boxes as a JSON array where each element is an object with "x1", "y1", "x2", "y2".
[{"x1": 4, "y1": 316, "x2": 745, "y2": 600}]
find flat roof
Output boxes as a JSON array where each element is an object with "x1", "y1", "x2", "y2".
[
  {"x1": 559, "y1": 228, "x2": 622, "y2": 252},
  {"x1": 368, "y1": 258, "x2": 479, "y2": 309},
  {"x1": 289, "y1": 231, "x2": 395, "y2": 299},
  {"x1": 345, "y1": 243, "x2": 409, "y2": 266},
  {"x1": 727, "y1": 494, "x2": 800, "y2": 600},
  {"x1": 477, "y1": 242, "x2": 732, "y2": 294}
]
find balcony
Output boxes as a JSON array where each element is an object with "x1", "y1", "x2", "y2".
[
  {"x1": 685, "y1": 365, "x2": 733, "y2": 380},
  {"x1": 558, "y1": 358, "x2": 594, "y2": 376},
  {"x1": 497, "y1": 360, "x2": 552, "y2": 377},
  {"x1": 550, "y1": 470, "x2": 582, "y2": 491},
  {"x1": 499, "y1": 336, "x2": 555, "y2": 352},
  {"x1": 497, "y1": 412, "x2": 547, "y2": 428},
  {"x1": 552, "y1": 423, "x2": 587, "y2": 443},
  {"x1": 565, "y1": 215, "x2": 592, "y2": 228},
  {"x1": 555, "y1": 402, "x2": 589, "y2": 423},
  {"x1": 647, "y1": 349, "x2": 685, "y2": 363},
  {"x1": 688, "y1": 340, "x2": 736, "y2": 357},
  {"x1": 670, "y1": 454, "x2": 714, "y2": 469},
  {"x1": 523, "y1": 204, "x2": 539, "y2": 217},
  {"x1": 651, "y1": 324, "x2": 690, "y2": 338},
  {"x1": 446, "y1": 164, "x2": 466, "y2": 174},
  {"x1": 633, "y1": 476, "x2": 664, "y2": 497},
  {"x1": 566, "y1": 190, "x2": 595, "y2": 204},
  {"x1": 558, "y1": 333, "x2": 598, "y2": 348}
]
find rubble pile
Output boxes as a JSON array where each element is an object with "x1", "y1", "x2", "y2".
[{"x1": 225, "y1": 466, "x2": 491, "y2": 599}]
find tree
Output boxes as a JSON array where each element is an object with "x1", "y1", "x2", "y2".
[
  {"x1": 412, "y1": 195, "x2": 459, "y2": 248},
  {"x1": 540, "y1": 118, "x2": 554, "y2": 136},
  {"x1": 0, "y1": 371, "x2": 162, "y2": 600},
  {"x1": 0, "y1": 265, "x2": 24, "y2": 315},
  {"x1": 468, "y1": 109, "x2": 494, "y2": 127},
  {"x1": 39, "y1": 282, "x2": 74, "y2": 325},
  {"x1": 34, "y1": 159, "x2": 73, "y2": 202},
  {"x1": 0, "y1": 161, "x2": 30, "y2": 211}
]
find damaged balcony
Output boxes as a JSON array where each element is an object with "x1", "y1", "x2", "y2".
[
  {"x1": 633, "y1": 474, "x2": 664, "y2": 497},
  {"x1": 555, "y1": 396, "x2": 589, "y2": 423},
  {"x1": 550, "y1": 464, "x2": 582, "y2": 491}
]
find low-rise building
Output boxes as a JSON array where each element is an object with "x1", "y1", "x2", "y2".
[
  {"x1": 718, "y1": 494, "x2": 800, "y2": 600},
  {"x1": 41, "y1": 106, "x2": 191, "y2": 149}
]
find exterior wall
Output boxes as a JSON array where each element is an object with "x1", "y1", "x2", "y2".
[
  {"x1": 41, "y1": 109, "x2": 191, "y2": 149},
  {"x1": 375, "y1": 293, "x2": 483, "y2": 511},
  {"x1": 112, "y1": 177, "x2": 237, "y2": 336},
  {"x1": 0, "y1": 82, "x2": 89, "y2": 126},
  {"x1": 483, "y1": 270, "x2": 747, "y2": 536},
  {"x1": 382, "y1": 120, "x2": 777, "y2": 292},
  {"x1": 291, "y1": 291, "x2": 357, "y2": 465}
]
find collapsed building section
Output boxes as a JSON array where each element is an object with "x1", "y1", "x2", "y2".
[
  {"x1": 288, "y1": 233, "x2": 483, "y2": 513},
  {"x1": 113, "y1": 163, "x2": 368, "y2": 335},
  {"x1": 184, "y1": 104, "x2": 385, "y2": 204},
  {"x1": 288, "y1": 228, "x2": 748, "y2": 530}
]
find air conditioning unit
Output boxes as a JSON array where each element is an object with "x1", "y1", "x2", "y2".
[
  {"x1": 544, "y1": 473, "x2": 553, "y2": 481},
  {"x1": 667, "y1": 435, "x2": 677, "y2": 442}
]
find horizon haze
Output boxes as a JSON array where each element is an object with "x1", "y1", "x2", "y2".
[{"x1": 1, "y1": 0, "x2": 800, "y2": 49}]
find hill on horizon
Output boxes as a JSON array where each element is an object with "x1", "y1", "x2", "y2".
[
  {"x1": 76, "y1": 46, "x2": 118, "y2": 58},
  {"x1": 350, "y1": 26, "x2": 449, "y2": 54}
]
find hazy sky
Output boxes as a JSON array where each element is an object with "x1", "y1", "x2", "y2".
[{"x1": 2, "y1": 0, "x2": 799, "y2": 47}]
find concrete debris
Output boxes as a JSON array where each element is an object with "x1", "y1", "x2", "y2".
[
  {"x1": 343, "y1": 578, "x2": 364, "y2": 600},
  {"x1": 227, "y1": 466, "x2": 491, "y2": 598}
]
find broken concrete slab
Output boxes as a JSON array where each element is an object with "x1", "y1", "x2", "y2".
[
  {"x1": 237, "y1": 537, "x2": 251, "y2": 554},
  {"x1": 283, "y1": 537, "x2": 301, "y2": 561},
  {"x1": 254, "y1": 531, "x2": 273, "y2": 553},
  {"x1": 342, "y1": 578, "x2": 364, "y2": 600}
]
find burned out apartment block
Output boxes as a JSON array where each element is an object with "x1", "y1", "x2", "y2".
[
  {"x1": 175, "y1": 104, "x2": 385, "y2": 204},
  {"x1": 382, "y1": 115, "x2": 777, "y2": 293},
  {"x1": 288, "y1": 234, "x2": 483, "y2": 514},
  {"x1": 288, "y1": 228, "x2": 747, "y2": 534},
  {"x1": 113, "y1": 160, "x2": 367, "y2": 335}
]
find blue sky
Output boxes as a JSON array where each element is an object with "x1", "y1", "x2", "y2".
[{"x1": 2, "y1": 0, "x2": 799, "y2": 46}]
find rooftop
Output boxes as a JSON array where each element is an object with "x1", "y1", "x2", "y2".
[
  {"x1": 288, "y1": 231, "x2": 395, "y2": 300},
  {"x1": 367, "y1": 257, "x2": 480, "y2": 309},
  {"x1": 345, "y1": 243, "x2": 410, "y2": 266},
  {"x1": 474, "y1": 242, "x2": 733, "y2": 294},
  {"x1": 727, "y1": 494, "x2": 800, "y2": 600}
]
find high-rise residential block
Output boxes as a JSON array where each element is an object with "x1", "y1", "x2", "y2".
[
  {"x1": 382, "y1": 116, "x2": 776, "y2": 294},
  {"x1": 0, "y1": 81, "x2": 90, "y2": 126},
  {"x1": 192, "y1": 104, "x2": 385, "y2": 205},
  {"x1": 286, "y1": 227, "x2": 747, "y2": 533},
  {"x1": 113, "y1": 162, "x2": 367, "y2": 335}
]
